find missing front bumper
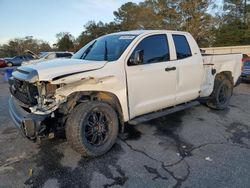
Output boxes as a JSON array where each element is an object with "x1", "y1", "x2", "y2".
[{"x1": 8, "y1": 96, "x2": 49, "y2": 139}]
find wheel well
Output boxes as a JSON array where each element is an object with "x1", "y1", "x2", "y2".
[
  {"x1": 59, "y1": 91, "x2": 124, "y2": 132},
  {"x1": 216, "y1": 71, "x2": 233, "y2": 85}
]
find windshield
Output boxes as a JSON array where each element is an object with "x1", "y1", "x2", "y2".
[
  {"x1": 72, "y1": 34, "x2": 137, "y2": 61},
  {"x1": 39, "y1": 52, "x2": 49, "y2": 58}
]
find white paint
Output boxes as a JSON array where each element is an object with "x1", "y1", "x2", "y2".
[{"x1": 13, "y1": 30, "x2": 242, "y2": 122}]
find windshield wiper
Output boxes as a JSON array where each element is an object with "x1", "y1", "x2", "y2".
[
  {"x1": 104, "y1": 40, "x2": 108, "y2": 61},
  {"x1": 81, "y1": 40, "x2": 96, "y2": 60}
]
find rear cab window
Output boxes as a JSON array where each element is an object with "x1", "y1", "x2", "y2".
[{"x1": 172, "y1": 34, "x2": 192, "y2": 59}]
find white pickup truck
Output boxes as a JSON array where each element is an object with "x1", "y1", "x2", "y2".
[{"x1": 8, "y1": 30, "x2": 242, "y2": 157}]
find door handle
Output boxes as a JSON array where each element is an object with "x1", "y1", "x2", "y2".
[{"x1": 165, "y1": 67, "x2": 176, "y2": 71}]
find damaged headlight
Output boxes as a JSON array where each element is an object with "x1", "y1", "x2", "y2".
[{"x1": 35, "y1": 82, "x2": 60, "y2": 112}]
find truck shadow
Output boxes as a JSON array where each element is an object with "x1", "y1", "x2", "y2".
[
  {"x1": 148, "y1": 110, "x2": 194, "y2": 158},
  {"x1": 25, "y1": 139, "x2": 127, "y2": 188}
]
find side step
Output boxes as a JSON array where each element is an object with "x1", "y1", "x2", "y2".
[{"x1": 128, "y1": 101, "x2": 200, "y2": 125}]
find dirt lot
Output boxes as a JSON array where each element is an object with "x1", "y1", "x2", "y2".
[{"x1": 0, "y1": 69, "x2": 250, "y2": 188}]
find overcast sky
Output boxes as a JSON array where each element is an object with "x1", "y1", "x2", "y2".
[{"x1": 0, "y1": 0, "x2": 223, "y2": 45}]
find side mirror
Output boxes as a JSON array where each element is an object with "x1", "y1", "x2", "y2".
[{"x1": 129, "y1": 50, "x2": 144, "y2": 65}]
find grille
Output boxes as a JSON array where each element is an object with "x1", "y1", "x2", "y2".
[{"x1": 9, "y1": 78, "x2": 38, "y2": 106}]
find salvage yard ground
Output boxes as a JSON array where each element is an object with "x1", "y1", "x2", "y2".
[{"x1": 0, "y1": 69, "x2": 250, "y2": 188}]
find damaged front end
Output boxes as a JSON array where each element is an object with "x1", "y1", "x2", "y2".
[
  {"x1": 8, "y1": 71, "x2": 64, "y2": 140},
  {"x1": 8, "y1": 62, "x2": 112, "y2": 140}
]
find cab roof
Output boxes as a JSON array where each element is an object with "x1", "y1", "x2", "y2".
[{"x1": 109, "y1": 30, "x2": 189, "y2": 36}]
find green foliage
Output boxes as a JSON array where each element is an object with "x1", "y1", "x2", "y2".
[
  {"x1": 76, "y1": 0, "x2": 215, "y2": 48},
  {"x1": 56, "y1": 32, "x2": 75, "y2": 51},
  {"x1": 113, "y1": 2, "x2": 162, "y2": 30},
  {"x1": 215, "y1": 0, "x2": 250, "y2": 46},
  {"x1": 0, "y1": 36, "x2": 51, "y2": 58},
  {"x1": 214, "y1": 19, "x2": 250, "y2": 46},
  {"x1": 76, "y1": 21, "x2": 121, "y2": 49},
  {"x1": 1, "y1": 0, "x2": 249, "y2": 57}
]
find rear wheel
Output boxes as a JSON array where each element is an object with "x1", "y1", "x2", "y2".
[
  {"x1": 66, "y1": 101, "x2": 119, "y2": 157},
  {"x1": 207, "y1": 75, "x2": 233, "y2": 110}
]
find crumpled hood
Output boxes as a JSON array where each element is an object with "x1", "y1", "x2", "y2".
[{"x1": 13, "y1": 59, "x2": 107, "y2": 82}]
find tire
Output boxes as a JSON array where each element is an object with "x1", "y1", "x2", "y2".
[
  {"x1": 66, "y1": 101, "x2": 119, "y2": 157},
  {"x1": 207, "y1": 75, "x2": 233, "y2": 110},
  {"x1": 7, "y1": 62, "x2": 13, "y2": 67}
]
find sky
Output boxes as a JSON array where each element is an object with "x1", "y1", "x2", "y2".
[
  {"x1": 0, "y1": 0, "x2": 141, "y2": 45},
  {"x1": 0, "y1": 0, "x2": 223, "y2": 46}
]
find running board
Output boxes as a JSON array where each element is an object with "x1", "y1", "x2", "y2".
[{"x1": 128, "y1": 101, "x2": 200, "y2": 125}]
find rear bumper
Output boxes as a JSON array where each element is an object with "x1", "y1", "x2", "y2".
[{"x1": 8, "y1": 96, "x2": 49, "y2": 139}]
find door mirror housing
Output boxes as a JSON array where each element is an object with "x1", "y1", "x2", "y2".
[{"x1": 129, "y1": 50, "x2": 144, "y2": 65}]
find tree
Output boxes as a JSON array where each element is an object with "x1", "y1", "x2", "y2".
[
  {"x1": 56, "y1": 32, "x2": 75, "y2": 51},
  {"x1": 0, "y1": 37, "x2": 51, "y2": 58},
  {"x1": 214, "y1": 0, "x2": 250, "y2": 46},
  {"x1": 142, "y1": 0, "x2": 182, "y2": 30},
  {"x1": 113, "y1": 0, "x2": 215, "y2": 46},
  {"x1": 76, "y1": 21, "x2": 121, "y2": 50},
  {"x1": 113, "y1": 2, "x2": 162, "y2": 30},
  {"x1": 223, "y1": 0, "x2": 250, "y2": 24},
  {"x1": 177, "y1": 0, "x2": 215, "y2": 47}
]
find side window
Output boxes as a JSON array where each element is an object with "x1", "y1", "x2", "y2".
[
  {"x1": 129, "y1": 34, "x2": 169, "y2": 65},
  {"x1": 64, "y1": 53, "x2": 73, "y2": 58},
  {"x1": 25, "y1": 55, "x2": 32, "y2": 59},
  {"x1": 173, "y1": 35, "x2": 192, "y2": 59},
  {"x1": 56, "y1": 53, "x2": 72, "y2": 58},
  {"x1": 46, "y1": 53, "x2": 56, "y2": 59},
  {"x1": 56, "y1": 53, "x2": 63, "y2": 58}
]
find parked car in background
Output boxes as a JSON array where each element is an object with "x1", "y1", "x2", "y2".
[
  {"x1": 241, "y1": 57, "x2": 250, "y2": 81},
  {"x1": 5, "y1": 55, "x2": 34, "y2": 67},
  {"x1": 0, "y1": 58, "x2": 7, "y2": 68},
  {"x1": 22, "y1": 51, "x2": 73, "y2": 65}
]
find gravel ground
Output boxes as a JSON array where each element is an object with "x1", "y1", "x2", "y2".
[{"x1": 0, "y1": 69, "x2": 250, "y2": 188}]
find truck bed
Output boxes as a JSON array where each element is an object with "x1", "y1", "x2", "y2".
[{"x1": 202, "y1": 53, "x2": 242, "y2": 84}]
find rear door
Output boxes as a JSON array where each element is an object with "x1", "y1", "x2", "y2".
[
  {"x1": 171, "y1": 34, "x2": 203, "y2": 103},
  {"x1": 125, "y1": 34, "x2": 177, "y2": 118}
]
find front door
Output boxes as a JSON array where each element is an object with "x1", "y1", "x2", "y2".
[{"x1": 125, "y1": 34, "x2": 177, "y2": 119}]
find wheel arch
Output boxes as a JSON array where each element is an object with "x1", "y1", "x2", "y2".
[
  {"x1": 215, "y1": 71, "x2": 233, "y2": 85},
  {"x1": 60, "y1": 90, "x2": 125, "y2": 133}
]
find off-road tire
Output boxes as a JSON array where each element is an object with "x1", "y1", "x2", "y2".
[
  {"x1": 207, "y1": 75, "x2": 233, "y2": 110},
  {"x1": 66, "y1": 101, "x2": 119, "y2": 157}
]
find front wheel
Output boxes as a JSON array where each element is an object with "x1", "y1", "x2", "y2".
[
  {"x1": 66, "y1": 101, "x2": 119, "y2": 157},
  {"x1": 207, "y1": 75, "x2": 233, "y2": 110}
]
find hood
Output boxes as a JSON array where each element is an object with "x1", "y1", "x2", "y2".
[
  {"x1": 22, "y1": 59, "x2": 44, "y2": 66},
  {"x1": 12, "y1": 59, "x2": 107, "y2": 82}
]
